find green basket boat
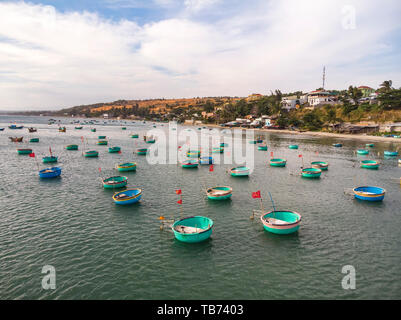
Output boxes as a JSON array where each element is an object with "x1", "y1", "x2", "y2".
[
  {"x1": 116, "y1": 162, "x2": 136, "y2": 172},
  {"x1": 270, "y1": 159, "x2": 287, "y2": 167},
  {"x1": 172, "y1": 216, "x2": 214, "y2": 243},
  {"x1": 357, "y1": 149, "x2": 369, "y2": 155},
  {"x1": 258, "y1": 145, "x2": 268, "y2": 151},
  {"x1": 249, "y1": 140, "x2": 258, "y2": 145},
  {"x1": 121, "y1": 127, "x2": 127, "y2": 130},
  {"x1": 91, "y1": 128, "x2": 96, "y2": 132},
  {"x1": 301, "y1": 168, "x2": 322, "y2": 178},
  {"x1": 146, "y1": 139, "x2": 156, "y2": 144},
  {"x1": 98, "y1": 136, "x2": 106, "y2": 139},
  {"x1": 361, "y1": 160, "x2": 379, "y2": 169},
  {"x1": 181, "y1": 159, "x2": 199, "y2": 168},
  {"x1": 102, "y1": 176, "x2": 128, "y2": 189},
  {"x1": 66, "y1": 144, "x2": 79, "y2": 150},
  {"x1": 29, "y1": 138, "x2": 39, "y2": 143},
  {"x1": 212, "y1": 147, "x2": 224, "y2": 154},
  {"x1": 366, "y1": 144, "x2": 375, "y2": 148},
  {"x1": 206, "y1": 186, "x2": 232, "y2": 200},
  {"x1": 84, "y1": 150, "x2": 99, "y2": 158},
  {"x1": 230, "y1": 167, "x2": 250, "y2": 177},
  {"x1": 42, "y1": 156, "x2": 58, "y2": 163},
  {"x1": 187, "y1": 150, "x2": 201, "y2": 158},
  {"x1": 108, "y1": 146, "x2": 121, "y2": 153},
  {"x1": 130, "y1": 134, "x2": 139, "y2": 138},
  {"x1": 17, "y1": 148, "x2": 33, "y2": 155},
  {"x1": 289, "y1": 145, "x2": 299, "y2": 150},
  {"x1": 311, "y1": 161, "x2": 329, "y2": 171},
  {"x1": 75, "y1": 126, "x2": 83, "y2": 130},
  {"x1": 136, "y1": 148, "x2": 148, "y2": 155},
  {"x1": 261, "y1": 211, "x2": 301, "y2": 235},
  {"x1": 97, "y1": 140, "x2": 108, "y2": 145}
]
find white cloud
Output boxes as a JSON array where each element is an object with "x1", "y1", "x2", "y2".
[{"x1": 0, "y1": 0, "x2": 400, "y2": 110}]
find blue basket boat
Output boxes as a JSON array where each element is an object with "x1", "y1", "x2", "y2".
[
  {"x1": 353, "y1": 186, "x2": 386, "y2": 202},
  {"x1": 9, "y1": 125, "x2": 24, "y2": 129},
  {"x1": 39, "y1": 167, "x2": 61, "y2": 179},
  {"x1": 112, "y1": 189, "x2": 142, "y2": 205},
  {"x1": 172, "y1": 216, "x2": 214, "y2": 243},
  {"x1": 333, "y1": 143, "x2": 343, "y2": 147},
  {"x1": 384, "y1": 151, "x2": 398, "y2": 157},
  {"x1": 261, "y1": 211, "x2": 302, "y2": 235},
  {"x1": 200, "y1": 156, "x2": 213, "y2": 165}
]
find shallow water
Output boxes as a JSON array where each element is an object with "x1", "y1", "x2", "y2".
[{"x1": 0, "y1": 115, "x2": 400, "y2": 299}]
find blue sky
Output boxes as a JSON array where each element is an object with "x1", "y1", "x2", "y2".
[{"x1": 0, "y1": 0, "x2": 401, "y2": 110}]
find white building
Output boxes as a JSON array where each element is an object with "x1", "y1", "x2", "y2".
[
  {"x1": 307, "y1": 90, "x2": 338, "y2": 107},
  {"x1": 103, "y1": 113, "x2": 109, "y2": 119},
  {"x1": 281, "y1": 95, "x2": 307, "y2": 111}
]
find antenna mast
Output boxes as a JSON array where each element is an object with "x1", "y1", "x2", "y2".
[{"x1": 322, "y1": 66, "x2": 326, "y2": 90}]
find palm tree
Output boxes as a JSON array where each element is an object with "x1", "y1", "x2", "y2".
[{"x1": 380, "y1": 80, "x2": 393, "y2": 93}]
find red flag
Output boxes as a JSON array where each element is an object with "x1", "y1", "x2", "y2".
[
  {"x1": 270, "y1": 152, "x2": 274, "y2": 157},
  {"x1": 98, "y1": 167, "x2": 101, "y2": 172},
  {"x1": 118, "y1": 150, "x2": 121, "y2": 154},
  {"x1": 298, "y1": 154, "x2": 303, "y2": 158},
  {"x1": 209, "y1": 164, "x2": 214, "y2": 172},
  {"x1": 81, "y1": 136, "x2": 84, "y2": 142},
  {"x1": 177, "y1": 199, "x2": 183, "y2": 205},
  {"x1": 29, "y1": 152, "x2": 35, "y2": 158},
  {"x1": 252, "y1": 191, "x2": 261, "y2": 199},
  {"x1": 175, "y1": 189, "x2": 182, "y2": 195}
]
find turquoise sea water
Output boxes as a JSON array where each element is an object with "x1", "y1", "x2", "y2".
[{"x1": 0, "y1": 115, "x2": 400, "y2": 299}]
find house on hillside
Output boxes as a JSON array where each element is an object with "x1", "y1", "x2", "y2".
[
  {"x1": 358, "y1": 86, "x2": 375, "y2": 98},
  {"x1": 103, "y1": 113, "x2": 109, "y2": 119},
  {"x1": 281, "y1": 95, "x2": 307, "y2": 111},
  {"x1": 247, "y1": 93, "x2": 263, "y2": 102},
  {"x1": 380, "y1": 122, "x2": 401, "y2": 133},
  {"x1": 307, "y1": 90, "x2": 339, "y2": 108}
]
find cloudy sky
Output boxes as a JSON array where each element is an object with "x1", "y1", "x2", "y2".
[{"x1": 0, "y1": 0, "x2": 400, "y2": 110}]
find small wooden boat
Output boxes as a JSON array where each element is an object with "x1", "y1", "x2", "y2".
[
  {"x1": 130, "y1": 134, "x2": 139, "y2": 138},
  {"x1": 17, "y1": 148, "x2": 32, "y2": 155},
  {"x1": 172, "y1": 216, "x2": 214, "y2": 243},
  {"x1": 357, "y1": 149, "x2": 369, "y2": 155},
  {"x1": 9, "y1": 137, "x2": 23, "y2": 142},
  {"x1": 289, "y1": 145, "x2": 299, "y2": 150},
  {"x1": 42, "y1": 156, "x2": 58, "y2": 163},
  {"x1": 98, "y1": 135, "x2": 106, "y2": 139},
  {"x1": 29, "y1": 138, "x2": 39, "y2": 143},
  {"x1": 311, "y1": 161, "x2": 329, "y2": 171},
  {"x1": 75, "y1": 126, "x2": 83, "y2": 130},
  {"x1": 108, "y1": 146, "x2": 121, "y2": 153},
  {"x1": 200, "y1": 156, "x2": 213, "y2": 165},
  {"x1": 270, "y1": 159, "x2": 287, "y2": 167},
  {"x1": 112, "y1": 189, "x2": 142, "y2": 205},
  {"x1": 353, "y1": 186, "x2": 386, "y2": 202},
  {"x1": 366, "y1": 144, "x2": 375, "y2": 148},
  {"x1": 97, "y1": 140, "x2": 108, "y2": 145},
  {"x1": 91, "y1": 128, "x2": 96, "y2": 132},
  {"x1": 116, "y1": 162, "x2": 136, "y2": 172},
  {"x1": 384, "y1": 151, "x2": 398, "y2": 157},
  {"x1": 187, "y1": 150, "x2": 201, "y2": 158},
  {"x1": 28, "y1": 127, "x2": 37, "y2": 133},
  {"x1": 9, "y1": 125, "x2": 24, "y2": 129},
  {"x1": 212, "y1": 147, "x2": 224, "y2": 154},
  {"x1": 361, "y1": 160, "x2": 379, "y2": 169},
  {"x1": 333, "y1": 143, "x2": 343, "y2": 147},
  {"x1": 66, "y1": 144, "x2": 78, "y2": 150},
  {"x1": 258, "y1": 145, "x2": 268, "y2": 151},
  {"x1": 230, "y1": 167, "x2": 250, "y2": 177},
  {"x1": 181, "y1": 159, "x2": 199, "y2": 168},
  {"x1": 59, "y1": 127, "x2": 66, "y2": 132},
  {"x1": 261, "y1": 211, "x2": 301, "y2": 235},
  {"x1": 121, "y1": 127, "x2": 127, "y2": 130},
  {"x1": 206, "y1": 186, "x2": 232, "y2": 200},
  {"x1": 39, "y1": 167, "x2": 61, "y2": 179},
  {"x1": 301, "y1": 168, "x2": 322, "y2": 178},
  {"x1": 136, "y1": 148, "x2": 148, "y2": 155},
  {"x1": 102, "y1": 176, "x2": 128, "y2": 189},
  {"x1": 84, "y1": 150, "x2": 99, "y2": 158}
]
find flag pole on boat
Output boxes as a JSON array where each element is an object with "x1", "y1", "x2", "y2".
[{"x1": 250, "y1": 190, "x2": 263, "y2": 220}]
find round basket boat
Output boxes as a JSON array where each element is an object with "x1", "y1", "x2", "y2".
[
  {"x1": 333, "y1": 143, "x2": 343, "y2": 148},
  {"x1": 97, "y1": 140, "x2": 108, "y2": 145},
  {"x1": 270, "y1": 159, "x2": 287, "y2": 167},
  {"x1": 258, "y1": 145, "x2": 268, "y2": 151},
  {"x1": 361, "y1": 160, "x2": 379, "y2": 169},
  {"x1": 357, "y1": 149, "x2": 369, "y2": 155},
  {"x1": 91, "y1": 128, "x2": 96, "y2": 132},
  {"x1": 311, "y1": 161, "x2": 329, "y2": 171},
  {"x1": 108, "y1": 146, "x2": 121, "y2": 153},
  {"x1": 353, "y1": 186, "x2": 386, "y2": 202},
  {"x1": 116, "y1": 162, "x2": 136, "y2": 172},
  {"x1": 289, "y1": 145, "x2": 299, "y2": 150},
  {"x1": 42, "y1": 156, "x2": 58, "y2": 164},
  {"x1": 102, "y1": 176, "x2": 128, "y2": 189},
  {"x1": 212, "y1": 147, "x2": 224, "y2": 154},
  {"x1": 187, "y1": 150, "x2": 201, "y2": 158},
  {"x1": 384, "y1": 151, "x2": 398, "y2": 157},
  {"x1": 172, "y1": 216, "x2": 214, "y2": 243},
  {"x1": 206, "y1": 186, "x2": 232, "y2": 200},
  {"x1": 230, "y1": 166, "x2": 250, "y2": 177},
  {"x1": 136, "y1": 148, "x2": 148, "y2": 155},
  {"x1": 249, "y1": 140, "x2": 258, "y2": 145},
  {"x1": 112, "y1": 188, "x2": 142, "y2": 205},
  {"x1": 130, "y1": 134, "x2": 139, "y2": 138},
  {"x1": 84, "y1": 150, "x2": 99, "y2": 158},
  {"x1": 17, "y1": 148, "x2": 33, "y2": 155},
  {"x1": 200, "y1": 156, "x2": 213, "y2": 165},
  {"x1": 30, "y1": 138, "x2": 39, "y2": 143},
  {"x1": 75, "y1": 126, "x2": 83, "y2": 130},
  {"x1": 39, "y1": 167, "x2": 61, "y2": 179},
  {"x1": 59, "y1": 127, "x2": 66, "y2": 132},
  {"x1": 260, "y1": 211, "x2": 301, "y2": 235},
  {"x1": 181, "y1": 159, "x2": 199, "y2": 168},
  {"x1": 146, "y1": 139, "x2": 156, "y2": 144},
  {"x1": 301, "y1": 168, "x2": 322, "y2": 178},
  {"x1": 366, "y1": 144, "x2": 375, "y2": 148},
  {"x1": 121, "y1": 127, "x2": 126, "y2": 130},
  {"x1": 66, "y1": 144, "x2": 78, "y2": 150},
  {"x1": 98, "y1": 135, "x2": 106, "y2": 139},
  {"x1": 220, "y1": 143, "x2": 228, "y2": 147}
]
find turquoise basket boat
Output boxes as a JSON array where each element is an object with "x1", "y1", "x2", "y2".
[
  {"x1": 366, "y1": 144, "x2": 375, "y2": 148},
  {"x1": 17, "y1": 148, "x2": 32, "y2": 155},
  {"x1": 357, "y1": 149, "x2": 369, "y2": 155},
  {"x1": 212, "y1": 147, "x2": 224, "y2": 154},
  {"x1": 230, "y1": 167, "x2": 250, "y2": 177},
  {"x1": 353, "y1": 186, "x2": 386, "y2": 202},
  {"x1": 116, "y1": 162, "x2": 136, "y2": 172},
  {"x1": 249, "y1": 140, "x2": 258, "y2": 145},
  {"x1": 258, "y1": 145, "x2": 268, "y2": 151},
  {"x1": 39, "y1": 167, "x2": 61, "y2": 179},
  {"x1": 146, "y1": 139, "x2": 156, "y2": 144},
  {"x1": 102, "y1": 176, "x2": 128, "y2": 189},
  {"x1": 97, "y1": 140, "x2": 108, "y2": 145},
  {"x1": 91, "y1": 128, "x2": 96, "y2": 132},
  {"x1": 289, "y1": 145, "x2": 299, "y2": 150},
  {"x1": 84, "y1": 150, "x2": 99, "y2": 158},
  {"x1": 206, "y1": 186, "x2": 232, "y2": 200},
  {"x1": 361, "y1": 160, "x2": 379, "y2": 169},
  {"x1": 112, "y1": 188, "x2": 142, "y2": 205},
  {"x1": 66, "y1": 144, "x2": 78, "y2": 150},
  {"x1": 42, "y1": 156, "x2": 58, "y2": 163},
  {"x1": 108, "y1": 146, "x2": 121, "y2": 153},
  {"x1": 333, "y1": 143, "x2": 343, "y2": 147},
  {"x1": 172, "y1": 216, "x2": 214, "y2": 243},
  {"x1": 311, "y1": 161, "x2": 329, "y2": 171},
  {"x1": 30, "y1": 138, "x2": 39, "y2": 143},
  {"x1": 136, "y1": 148, "x2": 148, "y2": 155},
  {"x1": 301, "y1": 168, "x2": 322, "y2": 178},
  {"x1": 98, "y1": 135, "x2": 106, "y2": 139},
  {"x1": 181, "y1": 159, "x2": 199, "y2": 168},
  {"x1": 200, "y1": 156, "x2": 213, "y2": 165},
  {"x1": 75, "y1": 126, "x2": 83, "y2": 130},
  {"x1": 261, "y1": 211, "x2": 301, "y2": 235},
  {"x1": 220, "y1": 143, "x2": 228, "y2": 147},
  {"x1": 121, "y1": 127, "x2": 126, "y2": 130},
  {"x1": 384, "y1": 151, "x2": 398, "y2": 157},
  {"x1": 130, "y1": 134, "x2": 139, "y2": 138},
  {"x1": 270, "y1": 159, "x2": 287, "y2": 167},
  {"x1": 187, "y1": 150, "x2": 201, "y2": 158}
]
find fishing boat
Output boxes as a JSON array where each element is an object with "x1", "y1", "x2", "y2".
[
  {"x1": 59, "y1": 127, "x2": 66, "y2": 132},
  {"x1": 108, "y1": 146, "x2": 121, "y2": 153},
  {"x1": 301, "y1": 168, "x2": 322, "y2": 178},
  {"x1": 98, "y1": 135, "x2": 106, "y2": 139},
  {"x1": 187, "y1": 150, "x2": 201, "y2": 158},
  {"x1": 9, "y1": 125, "x2": 23, "y2": 129},
  {"x1": 249, "y1": 140, "x2": 258, "y2": 144},
  {"x1": 91, "y1": 128, "x2": 96, "y2": 132},
  {"x1": 136, "y1": 148, "x2": 148, "y2": 155},
  {"x1": 333, "y1": 143, "x2": 343, "y2": 147},
  {"x1": 230, "y1": 167, "x2": 250, "y2": 177},
  {"x1": 97, "y1": 140, "x2": 108, "y2": 145},
  {"x1": 384, "y1": 151, "x2": 398, "y2": 157},
  {"x1": 361, "y1": 160, "x2": 380, "y2": 169},
  {"x1": 172, "y1": 216, "x2": 214, "y2": 243},
  {"x1": 84, "y1": 150, "x2": 99, "y2": 158},
  {"x1": 181, "y1": 159, "x2": 199, "y2": 168},
  {"x1": 121, "y1": 127, "x2": 127, "y2": 130},
  {"x1": 212, "y1": 147, "x2": 224, "y2": 154},
  {"x1": 9, "y1": 137, "x2": 23, "y2": 142},
  {"x1": 270, "y1": 159, "x2": 287, "y2": 167},
  {"x1": 258, "y1": 144, "x2": 268, "y2": 151},
  {"x1": 116, "y1": 162, "x2": 136, "y2": 172},
  {"x1": 75, "y1": 126, "x2": 83, "y2": 130},
  {"x1": 200, "y1": 156, "x2": 213, "y2": 165},
  {"x1": 39, "y1": 167, "x2": 62, "y2": 179},
  {"x1": 146, "y1": 138, "x2": 156, "y2": 144},
  {"x1": 289, "y1": 145, "x2": 299, "y2": 150},
  {"x1": 29, "y1": 138, "x2": 39, "y2": 143},
  {"x1": 17, "y1": 148, "x2": 32, "y2": 155},
  {"x1": 357, "y1": 149, "x2": 369, "y2": 155},
  {"x1": 130, "y1": 134, "x2": 139, "y2": 138},
  {"x1": 0, "y1": 128, "x2": 5, "y2": 131},
  {"x1": 366, "y1": 144, "x2": 375, "y2": 148},
  {"x1": 42, "y1": 156, "x2": 58, "y2": 163},
  {"x1": 28, "y1": 127, "x2": 37, "y2": 133},
  {"x1": 206, "y1": 187, "x2": 232, "y2": 200},
  {"x1": 102, "y1": 176, "x2": 128, "y2": 189},
  {"x1": 66, "y1": 144, "x2": 78, "y2": 150},
  {"x1": 311, "y1": 161, "x2": 329, "y2": 171},
  {"x1": 260, "y1": 211, "x2": 301, "y2": 235},
  {"x1": 112, "y1": 189, "x2": 142, "y2": 205},
  {"x1": 353, "y1": 186, "x2": 386, "y2": 202}
]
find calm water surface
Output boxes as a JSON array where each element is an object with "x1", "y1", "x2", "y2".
[{"x1": 0, "y1": 115, "x2": 400, "y2": 299}]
